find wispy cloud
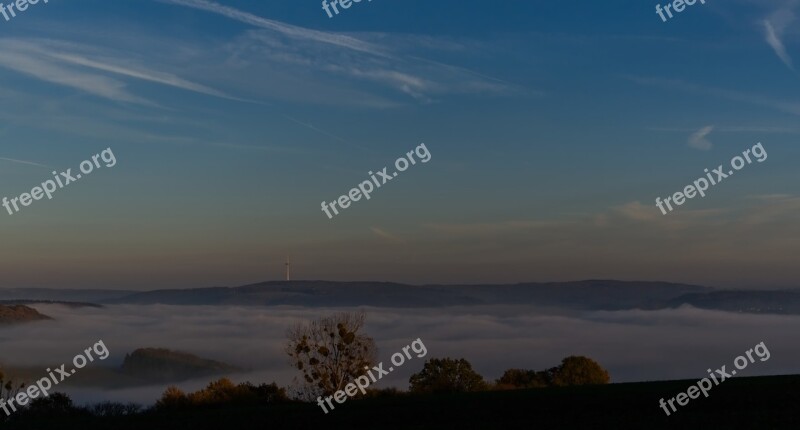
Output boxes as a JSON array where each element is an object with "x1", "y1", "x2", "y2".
[
  {"x1": 370, "y1": 227, "x2": 405, "y2": 243},
  {"x1": 612, "y1": 201, "x2": 726, "y2": 226},
  {"x1": 0, "y1": 38, "x2": 239, "y2": 105},
  {"x1": 424, "y1": 220, "x2": 565, "y2": 235},
  {"x1": 235, "y1": 30, "x2": 518, "y2": 104},
  {"x1": 763, "y1": 20, "x2": 794, "y2": 69},
  {"x1": 650, "y1": 125, "x2": 800, "y2": 134},
  {"x1": 742, "y1": 194, "x2": 800, "y2": 225},
  {"x1": 0, "y1": 42, "x2": 151, "y2": 105},
  {"x1": 41, "y1": 51, "x2": 235, "y2": 100},
  {"x1": 412, "y1": 198, "x2": 794, "y2": 283},
  {"x1": 688, "y1": 125, "x2": 714, "y2": 150},
  {"x1": 281, "y1": 115, "x2": 375, "y2": 152},
  {"x1": 626, "y1": 75, "x2": 800, "y2": 116},
  {"x1": 762, "y1": 5, "x2": 796, "y2": 70},
  {"x1": 159, "y1": 0, "x2": 385, "y2": 56},
  {"x1": 0, "y1": 157, "x2": 49, "y2": 168},
  {"x1": 159, "y1": 1, "x2": 519, "y2": 104}
]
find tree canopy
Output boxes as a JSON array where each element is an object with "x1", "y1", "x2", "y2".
[
  {"x1": 551, "y1": 356, "x2": 610, "y2": 386},
  {"x1": 156, "y1": 378, "x2": 288, "y2": 410},
  {"x1": 285, "y1": 311, "x2": 377, "y2": 399},
  {"x1": 409, "y1": 357, "x2": 488, "y2": 393},
  {"x1": 497, "y1": 356, "x2": 610, "y2": 389},
  {"x1": 497, "y1": 368, "x2": 551, "y2": 389}
]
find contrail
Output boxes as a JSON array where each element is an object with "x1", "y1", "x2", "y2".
[{"x1": 0, "y1": 157, "x2": 49, "y2": 168}]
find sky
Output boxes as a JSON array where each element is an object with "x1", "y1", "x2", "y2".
[{"x1": 1, "y1": 0, "x2": 799, "y2": 289}]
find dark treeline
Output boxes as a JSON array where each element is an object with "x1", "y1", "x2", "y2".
[{"x1": 1, "y1": 374, "x2": 799, "y2": 429}]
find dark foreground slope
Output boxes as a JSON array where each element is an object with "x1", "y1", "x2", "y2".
[{"x1": 6, "y1": 374, "x2": 800, "y2": 430}]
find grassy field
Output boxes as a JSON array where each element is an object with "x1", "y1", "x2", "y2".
[{"x1": 6, "y1": 374, "x2": 800, "y2": 429}]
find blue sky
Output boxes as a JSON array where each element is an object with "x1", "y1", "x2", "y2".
[{"x1": 1, "y1": 0, "x2": 799, "y2": 289}]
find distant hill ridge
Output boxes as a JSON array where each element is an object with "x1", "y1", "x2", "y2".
[
  {"x1": 0, "y1": 288, "x2": 134, "y2": 302},
  {"x1": 100, "y1": 280, "x2": 710, "y2": 309},
  {"x1": 0, "y1": 300, "x2": 101, "y2": 308},
  {"x1": 3, "y1": 280, "x2": 800, "y2": 315}
]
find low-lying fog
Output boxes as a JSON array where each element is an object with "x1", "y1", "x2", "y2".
[{"x1": 0, "y1": 304, "x2": 795, "y2": 406}]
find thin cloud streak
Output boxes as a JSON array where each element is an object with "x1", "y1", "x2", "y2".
[
  {"x1": 370, "y1": 227, "x2": 405, "y2": 243},
  {"x1": 280, "y1": 115, "x2": 376, "y2": 153},
  {"x1": 761, "y1": 3, "x2": 797, "y2": 71},
  {"x1": 159, "y1": 0, "x2": 386, "y2": 56},
  {"x1": 0, "y1": 38, "x2": 254, "y2": 105},
  {"x1": 763, "y1": 19, "x2": 794, "y2": 70},
  {"x1": 42, "y1": 52, "x2": 237, "y2": 100},
  {"x1": 649, "y1": 125, "x2": 800, "y2": 134},
  {"x1": 626, "y1": 75, "x2": 800, "y2": 116},
  {"x1": 160, "y1": 1, "x2": 519, "y2": 103},
  {"x1": 0, "y1": 157, "x2": 49, "y2": 168},
  {"x1": 0, "y1": 45, "x2": 152, "y2": 105}
]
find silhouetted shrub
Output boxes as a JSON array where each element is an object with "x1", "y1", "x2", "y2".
[
  {"x1": 409, "y1": 358, "x2": 488, "y2": 393},
  {"x1": 496, "y1": 356, "x2": 610, "y2": 390},
  {"x1": 362, "y1": 387, "x2": 407, "y2": 398},
  {"x1": 497, "y1": 368, "x2": 551, "y2": 389},
  {"x1": 551, "y1": 356, "x2": 610, "y2": 386},
  {"x1": 15, "y1": 392, "x2": 89, "y2": 420},
  {"x1": 91, "y1": 401, "x2": 142, "y2": 417},
  {"x1": 155, "y1": 379, "x2": 288, "y2": 410}
]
